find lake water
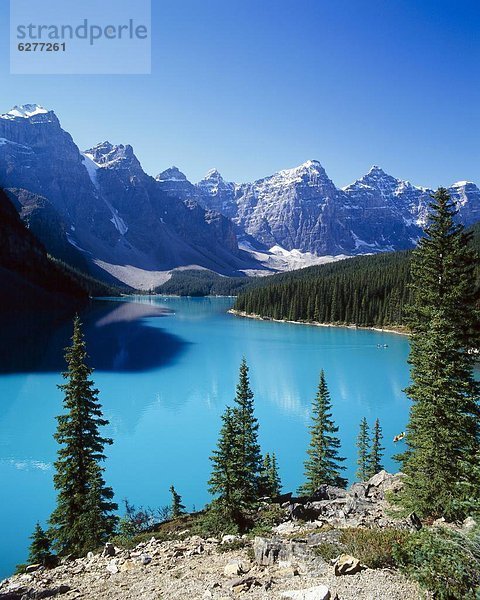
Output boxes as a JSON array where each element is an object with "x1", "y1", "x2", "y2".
[{"x1": 0, "y1": 296, "x2": 412, "y2": 578}]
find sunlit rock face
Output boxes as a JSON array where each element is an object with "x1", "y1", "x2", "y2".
[{"x1": 0, "y1": 105, "x2": 254, "y2": 286}]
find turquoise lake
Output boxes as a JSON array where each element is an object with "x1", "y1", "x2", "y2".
[{"x1": 0, "y1": 296, "x2": 412, "y2": 578}]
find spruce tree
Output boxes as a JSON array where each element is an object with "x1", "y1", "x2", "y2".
[
  {"x1": 269, "y1": 453, "x2": 282, "y2": 496},
  {"x1": 27, "y1": 523, "x2": 54, "y2": 566},
  {"x1": 367, "y1": 418, "x2": 384, "y2": 478},
  {"x1": 170, "y1": 485, "x2": 186, "y2": 518},
  {"x1": 208, "y1": 406, "x2": 243, "y2": 523},
  {"x1": 356, "y1": 417, "x2": 370, "y2": 482},
  {"x1": 49, "y1": 316, "x2": 118, "y2": 556},
  {"x1": 397, "y1": 188, "x2": 480, "y2": 519},
  {"x1": 259, "y1": 452, "x2": 282, "y2": 497},
  {"x1": 298, "y1": 371, "x2": 347, "y2": 495},
  {"x1": 208, "y1": 359, "x2": 262, "y2": 526},
  {"x1": 231, "y1": 358, "x2": 262, "y2": 505}
]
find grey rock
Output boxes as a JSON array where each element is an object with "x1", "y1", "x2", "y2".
[
  {"x1": 281, "y1": 584, "x2": 331, "y2": 600},
  {"x1": 0, "y1": 106, "x2": 259, "y2": 288},
  {"x1": 198, "y1": 162, "x2": 480, "y2": 257},
  {"x1": 253, "y1": 537, "x2": 311, "y2": 567}
]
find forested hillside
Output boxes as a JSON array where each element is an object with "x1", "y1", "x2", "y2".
[
  {"x1": 0, "y1": 188, "x2": 120, "y2": 314},
  {"x1": 234, "y1": 221, "x2": 480, "y2": 328},
  {"x1": 156, "y1": 269, "x2": 248, "y2": 296}
]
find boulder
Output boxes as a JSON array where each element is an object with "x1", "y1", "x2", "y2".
[
  {"x1": 221, "y1": 534, "x2": 239, "y2": 545},
  {"x1": 25, "y1": 565, "x2": 42, "y2": 574},
  {"x1": 224, "y1": 561, "x2": 243, "y2": 577},
  {"x1": 230, "y1": 576, "x2": 259, "y2": 593},
  {"x1": 333, "y1": 554, "x2": 363, "y2": 576},
  {"x1": 102, "y1": 542, "x2": 115, "y2": 557},
  {"x1": 281, "y1": 584, "x2": 331, "y2": 600},
  {"x1": 106, "y1": 562, "x2": 118, "y2": 574},
  {"x1": 253, "y1": 537, "x2": 311, "y2": 566}
]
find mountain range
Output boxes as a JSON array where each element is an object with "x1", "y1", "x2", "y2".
[{"x1": 1, "y1": 104, "x2": 479, "y2": 288}]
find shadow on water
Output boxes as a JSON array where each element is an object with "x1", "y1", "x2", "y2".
[{"x1": 0, "y1": 300, "x2": 189, "y2": 374}]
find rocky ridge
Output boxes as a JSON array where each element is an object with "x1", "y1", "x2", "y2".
[{"x1": 0, "y1": 105, "x2": 258, "y2": 288}]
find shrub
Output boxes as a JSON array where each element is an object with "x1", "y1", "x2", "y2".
[
  {"x1": 215, "y1": 539, "x2": 248, "y2": 553},
  {"x1": 339, "y1": 527, "x2": 412, "y2": 569},
  {"x1": 191, "y1": 502, "x2": 239, "y2": 538},
  {"x1": 393, "y1": 526, "x2": 480, "y2": 599},
  {"x1": 313, "y1": 541, "x2": 342, "y2": 562},
  {"x1": 249, "y1": 505, "x2": 285, "y2": 537}
]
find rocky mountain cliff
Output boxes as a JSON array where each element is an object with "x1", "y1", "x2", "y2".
[
  {"x1": 0, "y1": 187, "x2": 89, "y2": 314},
  {"x1": 2, "y1": 104, "x2": 479, "y2": 286},
  {"x1": 156, "y1": 159, "x2": 480, "y2": 257},
  {"x1": 162, "y1": 162, "x2": 479, "y2": 256},
  {"x1": 0, "y1": 105, "x2": 258, "y2": 288}
]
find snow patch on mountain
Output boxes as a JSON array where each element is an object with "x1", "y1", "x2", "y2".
[
  {"x1": 66, "y1": 233, "x2": 89, "y2": 253},
  {"x1": 1, "y1": 104, "x2": 49, "y2": 120},
  {"x1": 240, "y1": 242, "x2": 349, "y2": 274},
  {"x1": 81, "y1": 152, "x2": 99, "y2": 187}
]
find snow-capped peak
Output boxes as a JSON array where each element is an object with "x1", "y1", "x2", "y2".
[
  {"x1": 451, "y1": 180, "x2": 475, "y2": 188},
  {"x1": 276, "y1": 160, "x2": 326, "y2": 179},
  {"x1": 203, "y1": 168, "x2": 224, "y2": 181},
  {"x1": 1, "y1": 104, "x2": 49, "y2": 120},
  {"x1": 367, "y1": 165, "x2": 387, "y2": 176},
  {"x1": 156, "y1": 166, "x2": 188, "y2": 182},
  {"x1": 84, "y1": 141, "x2": 140, "y2": 170}
]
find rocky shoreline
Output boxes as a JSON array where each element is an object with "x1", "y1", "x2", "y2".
[
  {"x1": 228, "y1": 310, "x2": 409, "y2": 336},
  {"x1": 0, "y1": 472, "x2": 426, "y2": 600}
]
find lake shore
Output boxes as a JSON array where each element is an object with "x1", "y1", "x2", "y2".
[{"x1": 229, "y1": 309, "x2": 410, "y2": 336}]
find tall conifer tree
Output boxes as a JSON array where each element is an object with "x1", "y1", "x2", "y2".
[
  {"x1": 259, "y1": 452, "x2": 282, "y2": 497},
  {"x1": 356, "y1": 417, "x2": 370, "y2": 482},
  {"x1": 209, "y1": 359, "x2": 262, "y2": 526},
  {"x1": 209, "y1": 406, "x2": 240, "y2": 521},
  {"x1": 367, "y1": 418, "x2": 384, "y2": 478},
  {"x1": 397, "y1": 188, "x2": 480, "y2": 519},
  {"x1": 232, "y1": 358, "x2": 262, "y2": 504},
  {"x1": 49, "y1": 316, "x2": 117, "y2": 556},
  {"x1": 298, "y1": 371, "x2": 347, "y2": 494}
]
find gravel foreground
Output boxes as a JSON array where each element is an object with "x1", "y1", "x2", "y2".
[{"x1": 0, "y1": 534, "x2": 421, "y2": 600}]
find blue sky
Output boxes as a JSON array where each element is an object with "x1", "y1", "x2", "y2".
[{"x1": 0, "y1": 0, "x2": 479, "y2": 187}]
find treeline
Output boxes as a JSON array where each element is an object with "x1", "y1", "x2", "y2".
[
  {"x1": 156, "y1": 269, "x2": 249, "y2": 296},
  {"x1": 235, "y1": 251, "x2": 412, "y2": 327},
  {"x1": 48, "y1": 256, "x2": 125, "y2": 298},
  {"x1": 234, "y1": 220, "x2": 480, "y2": 327}
]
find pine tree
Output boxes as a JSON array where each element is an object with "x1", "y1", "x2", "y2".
[
  {"x1": 396, "y1": 188, "x2": 480, "y2": 519},
  {"x1": 356, "y1": 417, "x2": 370, "y2": 482},
  {"x1": 27, "y1": 523, "x2": 54, "y2": 567},
  {"x1": 269, "y1": 453, "x2": 282, "y2": 496},
  {"x1": 231, "y1": 358, "x2": 263, "y2": 504},
  {"x1": 208, "y1": 406, "x2": 243, "y2": 523},
  {"x1": 367, "y1": 418, "x2": 384, "y2": 478},
  {"x1": 208, "y1": 359, "x2": 262, "y2": 527},
  {"x1": 298, "y1": 371, "x2": 347, "y2": 495},
  {"x1": 259, "y1": 452, "x2": 282, "y2": 497},
  {"x1": 170, "y1": 485, "x2": 186, "y2": 518},
  {"x1": 49, "y1": 316, "x2": 118, "y2": 556}
]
